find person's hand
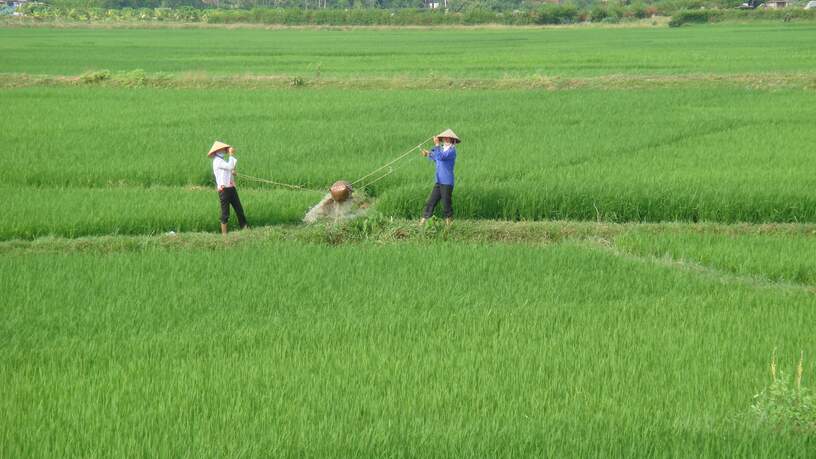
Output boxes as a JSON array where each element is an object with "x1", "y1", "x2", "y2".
[
  {"x1": 421, "y1": 149, "x2": 429, "y2": 157},
  {"x1": 228, "y1": 147, "x2": 236, "y2": 155},
  {"x1": 433, "y1": 137, "x2": 440, "y2": 146}
]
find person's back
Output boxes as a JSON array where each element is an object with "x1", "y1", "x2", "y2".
[{"x1": 431, "y1": 144, "x2": 456, "y2": 187}]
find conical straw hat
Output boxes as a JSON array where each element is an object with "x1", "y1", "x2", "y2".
[
  {"x1": 437, "y1": 129, "x2": 461, "y2": 144},
  {"x1": 207, "y1": 141, "x2": 231, "y2": 157}
]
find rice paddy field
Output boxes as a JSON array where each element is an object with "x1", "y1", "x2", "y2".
[
  {"x1": 3, "y1": 24, "x2": 816, "y2": 77},
  {"x1": 3, "y1": 22, "x2": 816, "y2": 456}
]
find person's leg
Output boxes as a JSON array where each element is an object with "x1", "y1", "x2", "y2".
[
  {"x1": 219, "y1": 189, "x2": 231, "y2": 235},
  {"x1": 440, "y1": 185, "x2": 453, "y2": 224},
  {"x1": 230, "y1": 188, "x2": 248, "y2": 229},
  {"x1": 421, "y1": 184, "x2": 442, "y2": 223}
]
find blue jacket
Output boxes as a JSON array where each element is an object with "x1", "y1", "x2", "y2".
[{"x1": 428, "y1": 145, "x2": 456, "y2": 186}]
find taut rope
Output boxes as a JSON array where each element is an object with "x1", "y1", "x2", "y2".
[
  {"x1": 234, "y1": 136, "x2": 434, "y2": 193},
  {"x1": 350, "y1": 136, "x2": 433, "y2": 188},
  {"x1": 233, "y1": 172, "x2": 324, "y2": 193}
]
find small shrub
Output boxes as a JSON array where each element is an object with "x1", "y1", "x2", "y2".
[
  {"x1": 626, "y1": 2, "x2": 649, "y2": 19},
  {"x1": 590, "y1": 5, "x2": 608, "y2": 22},
  {"x1": 536, "y1": 4, "x2": 579, "y2": 25},
  {"x1": 669, "y1": 9, "x2": 724, "y2": 27},
  {"x1": 463, "y1": 8, "x2": 496, "y2": 25}
]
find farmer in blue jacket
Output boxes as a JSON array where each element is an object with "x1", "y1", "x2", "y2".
[{"x1": 420, "y1": 129, "x2": 460, "y2": 225}]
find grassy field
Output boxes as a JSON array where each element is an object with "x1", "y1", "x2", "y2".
[
  {"x1": 2, "y1": 24, "x2": 816, "y2": 78},
  {"x1": 3, "y1": 85, "x2": 815, "y2": 238},
  {"x1": 2, "y1": 227, "x2": 816, "y2": 456},
  {"x1": 3, "y1": 22, "x2": 816, "y2": 456},
  {"x1": 616, "y1": 229, "x2": 816, "y2": 287},
  {"x1": 0, "y1": 186, "x2": 320, "y2": 240}
]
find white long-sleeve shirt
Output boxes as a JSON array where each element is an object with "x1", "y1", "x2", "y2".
[{"x1": 212, "y1": 155, "x2": 237, "y2": 190}]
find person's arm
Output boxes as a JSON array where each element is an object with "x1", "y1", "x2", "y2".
[
  {"x1": 214, "y1": 156, "x2": 237, "y2": 171},
  {"x1": 227, "y1": 148, "x2": 237, "y2": 174},
  {"x1": 428, "y1": 146, "x2": 442, "y2": 160}
]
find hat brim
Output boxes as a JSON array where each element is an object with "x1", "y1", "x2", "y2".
[
  {"x1": 207, "y1": 141, "x2": 232, "y2": 157},
  {"x1": 436, "y1": 129, "x2": 461, "y2": 144}
]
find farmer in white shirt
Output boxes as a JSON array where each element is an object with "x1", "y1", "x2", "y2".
[{"x1": 208, "y1": 141, "x2": 248, "y2": 235}]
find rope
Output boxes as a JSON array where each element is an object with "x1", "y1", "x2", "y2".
[
  {"x1": 350, "y1": 136, "x2": 433, "y2": 187},
  {"x1": 232, "y1": 136, "x2": 434, "y2": 195},
  {"x1": 357, "y1": 151, "x2": 423, "y2": 190},
  {"x1": 357, "y1": 168, "x2": 394, "y2": 190},
  {"x1": 234, "y1": 172, "x2": 324, "y2": 194}
]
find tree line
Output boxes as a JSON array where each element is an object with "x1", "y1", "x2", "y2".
[
  {"x1": 16, "y1": 0, "x2": 815, "y2": 25},
  {"x1": 33, "y1": 0, "x2": 760, "y2": 12}
]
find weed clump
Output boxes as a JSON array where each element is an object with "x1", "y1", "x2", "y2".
[
  {"x1": 747, "y1": 351, "x2": 816, "y2": 434},
  {"x1": 113, "y1": 69, "x2": 147, "y2": 87},
  {"x1": 80, "y1": 69, "x2": 111, "y2": 84},
  {"x1": 79, "y1": 69, "x2": 151, "y2": 86}
]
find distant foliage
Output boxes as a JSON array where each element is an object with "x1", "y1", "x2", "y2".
[
  {"x1": 14, "y1": 3, "x2": 663, "y2": 25},
  {"x1": 535, "y1": 4, "x2": 579, "y2": 24},
  {"x1": 205, "y1": 8, "x2": 486, "y2": 25},
  {"x1": 12, "y1": 2, "x2": 816, "y2": 26},
  {"x1": 670, "y1": 8, "x2": 816, "y2": 26},
  {"x1": 18, "y1": 4, "x2": 538, "y2": 24},
  {"x1": 668, "y1": 8, "x2": 723, "y2": 26},
  {"x1": 30, "y1": 0, "x2": 787, "y2": 11}
]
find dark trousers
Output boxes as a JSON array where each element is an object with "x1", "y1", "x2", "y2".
[
  {"x1": 219, "y1": 187, "x2": 248, "y2": 227},
  {"x1": 423, "y1": 183, "x2": 453, "y2": 219}
]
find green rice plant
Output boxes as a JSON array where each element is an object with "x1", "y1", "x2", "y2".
[
  {"x1": 2, "y1": 22, "x2": 815, "y2": 456},
  {"x1": 3, "y1": 86, "x2": 816, "y2": 233},
  {"x1": 2, "y1": 240, "x2": 816, "y2": 456},
  {"x1": 0, "y1": 186, "x2": 319, "y2": 240},
  {"x1": 613, "y1": 230, "x2": 816, "y2": 287},
  {"x1": 3, "y1": 24, "x2": 816, "y2": 78}
]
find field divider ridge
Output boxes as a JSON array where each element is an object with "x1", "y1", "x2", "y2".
[
  {"x1": 2, "y1": 220, "x2": 815, "y2": 255},
  {"x1": 577, "y1": 237, "x2": 816, "y2": 295},
  {"x1": 3, "y1": 72, "x2": 816, "y2": 91}
]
